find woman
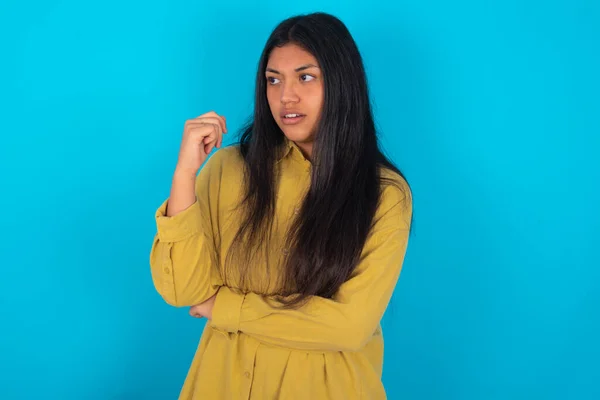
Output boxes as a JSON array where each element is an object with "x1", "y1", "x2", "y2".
[{"x1": 150, "y1": 11, "x2": 413, "y2": 400}]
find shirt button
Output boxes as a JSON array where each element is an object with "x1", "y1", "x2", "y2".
[
  {"x1": 282, "y1": 249, "x2": 289, "y2": 255},
  {"x1": 294, "y1": 208, "x2": 299, "y2": 215},
  {"x1": 244, "y1": 371, "x2": 251, "y2": 379},
  {"x1": 163, "y1": 267, "x2": 170, "y2": 274}
]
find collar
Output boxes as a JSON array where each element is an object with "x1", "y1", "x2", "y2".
[
  {"x1": 275, "y1": 137, "x2": 313, "y2": 170},
  {"x1": 275, "y1": 136, "x2": 299, "y2": 164}
]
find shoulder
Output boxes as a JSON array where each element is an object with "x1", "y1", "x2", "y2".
[
  {"x1": 379, "y1": 167, "x2": 412, "y2": 206},
  {"x1": 197, "y1": 144, "x2": 244, "y2": 178},
  {"x1": 203, "y1": 144, "x2": 244, "y2": 171},
  {"x1": 195, "y1": 144, "x2": 245, "y2": 191},
  {"x1": 374, "y1": 167, "x2": 413, "y2": 231}
]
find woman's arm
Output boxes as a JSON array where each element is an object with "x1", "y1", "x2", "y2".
[
  {"x1": 209, "y1": 187, "x2": 412, "y2": 352},
  {"x1": 149, "y1": 152, "x2": 223, "y2": 307}
]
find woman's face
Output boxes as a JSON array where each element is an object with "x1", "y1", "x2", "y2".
[{"x1": 266, "y1": 43, "x2": 324, "y2": 157}]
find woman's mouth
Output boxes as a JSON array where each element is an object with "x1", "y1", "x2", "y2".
[{"x1": 281, "y1": 113, "x2": 306, "y2": 125}]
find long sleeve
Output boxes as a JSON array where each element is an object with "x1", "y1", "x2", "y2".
[
  {"x1": 209, "y1": 183, "x2": 412, "y2": 352},
  {"x1": 149, "y1": 152, "x2": 223, "y2": 307}
]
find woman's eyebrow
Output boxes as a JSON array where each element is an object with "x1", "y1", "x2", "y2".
[{"x1": 266, "y1": 64, "x2": 320, "y2": 74}]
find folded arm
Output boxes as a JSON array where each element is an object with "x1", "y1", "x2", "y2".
[{"x1": 209, "y1": 185, "x2": 412, "y2": 352}]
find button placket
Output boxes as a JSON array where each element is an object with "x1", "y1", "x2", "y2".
[{"x1": 240, "y1": 341, "x2": 259, "y2": 399}]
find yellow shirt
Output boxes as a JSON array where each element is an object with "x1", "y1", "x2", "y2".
[{"x1": 150, "y1": 138, "x2": 412, "y2": 399}]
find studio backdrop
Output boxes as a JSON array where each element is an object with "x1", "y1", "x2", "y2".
[{"x1": 0, "y1": 0, "x2": 598, "y2": 399}]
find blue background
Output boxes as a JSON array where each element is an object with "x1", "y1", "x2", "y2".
[{"x1": 1, "y1": 0, "x2": 598, "y2": 399}]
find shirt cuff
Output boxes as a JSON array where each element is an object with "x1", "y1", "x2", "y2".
[
  {"x1": 210, "y1": 286, "x2": 245, "y2": 333},
  {"x1": 155, "y1": 198, "x2": 203, "y2": 242}
]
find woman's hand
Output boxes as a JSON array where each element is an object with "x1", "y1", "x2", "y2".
[
  {"x1": 189, "y1": 291, "x2": 218, "y2": 320},
  {"x1": 176, "y1": 111, "x2": 227, "y2": 176}
]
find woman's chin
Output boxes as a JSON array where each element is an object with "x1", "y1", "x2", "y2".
[{"x1": 281, "y1": 129, "x2": 313, "y2": 143}]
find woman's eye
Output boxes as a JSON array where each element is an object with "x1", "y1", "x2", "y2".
[
  {"x1": 300, "y1": 74, "x2": 315, "y2": 82},
  {"x1": 267, "y1": 76, "x2": 280, "y2": 84}
]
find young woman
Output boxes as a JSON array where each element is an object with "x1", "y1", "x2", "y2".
[{"x1": 150, "y1": 12, "x2": 413, "y2": 400}]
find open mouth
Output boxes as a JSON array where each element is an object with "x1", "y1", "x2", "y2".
[{"x1": 281, "y1": 113, "x2": 306, "y2": 125}]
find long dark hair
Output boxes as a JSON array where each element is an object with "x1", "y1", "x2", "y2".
[{"x1": 223, "y1": 12, "x2": 412, "y2": 308}]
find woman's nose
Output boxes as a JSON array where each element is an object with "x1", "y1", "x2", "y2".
[{"x1": 280, "y1": 81, "x2": 300, "y2": 103}]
